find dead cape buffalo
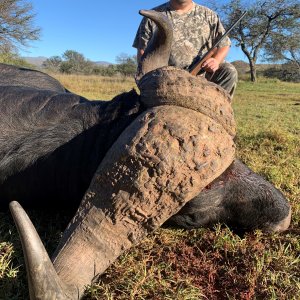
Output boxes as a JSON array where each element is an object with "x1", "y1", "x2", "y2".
[{"x1": 1, "y1": 10, "x2": 291, "y2": 300}]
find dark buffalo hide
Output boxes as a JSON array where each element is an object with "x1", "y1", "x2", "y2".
[
  {"x1": 0, "y1": 63, "x2": 291, "y2": 234},
  {"x1": 0, "y1": 63, "x2": 143, "y2": 211}
]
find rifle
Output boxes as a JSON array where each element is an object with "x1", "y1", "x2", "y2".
[{"x1": 188, "y1": 11, "x2": 247, "y2": 76}]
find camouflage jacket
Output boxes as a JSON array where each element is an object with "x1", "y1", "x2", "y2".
[{"x1": 132, "y1": 2, "x2": 231, "y2": 69}]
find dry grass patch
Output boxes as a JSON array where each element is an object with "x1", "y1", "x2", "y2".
[{"x1": 52, "y1": 74, "x2": 137, "y2": 100}]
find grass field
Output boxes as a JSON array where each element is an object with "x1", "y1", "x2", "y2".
[{"x1": 0, "y1": 75, "x2": 299, "y2": 300}]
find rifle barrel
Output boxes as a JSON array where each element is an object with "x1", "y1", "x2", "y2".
[{"x1": 214, "y1": 11, "x2": 247, "y2": 49}]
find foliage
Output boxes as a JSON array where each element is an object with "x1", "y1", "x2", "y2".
[
  {"x1": 210, "y1": 0, "x2": 300, "y2": 82},
  {"x1": 263, "y1": 63, "x2": 300, "y2": 82},
  {"x1": 231, "y1": 60, "x2": 249, "y2": 75},
  {"x1": 264, "y1": 27, "x2": 300, "y2": 70},
  {"x1": 91, "y1": 65, "x2": 118, "y2": 77},
  {"x1": 42, "y1": 56, "x2": 62, "y2": 73},
  {"x1": 115, "y1": 53, "x2": 137, "y2": 77},
  {"x1": 43, "y1": 51, "x2": 137, "y2": 77},
  {"x1": 0, "y1": 76, "x2": 299, "y2": 299},
  {"x1": 0, "y1": 51, "x2": 33, "y2": 68},
  {"x1": 43, "y1": 50, "x2": 94, "y2": 74},
  {"x1": 0, "y1": 0, "x2": 40, "y2": 52},
  {"x1": 231, "y1": 61, "x2": 300, "y2": 83}
]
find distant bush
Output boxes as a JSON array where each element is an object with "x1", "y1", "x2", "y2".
[
  {"x1": 42, "y1": 51, "x2": 137, "y2": 77},
  {"x1": 263, "y1": 63, "x2": 300, "y2": 82},
  {"x1": 231, "y1": 60, "x2": 300, "y2": 82},
  {"x1": 0, "y1": 52, "x2": 33, "y2": 68},
  {"x1": 231, "y1": 60, "x2": 249, "y2": 75},
  {"x1": 43, "y1": 50, "x2": 94, "y2": 75},
  {"x1": 91, "y1": 65, "x2": 118, "y2": 77},
  {"x1": 115, "y1": 54, "x2": 137, "y2": 77}
]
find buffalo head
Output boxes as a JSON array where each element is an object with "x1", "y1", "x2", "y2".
[{"x1": 7, "y1": 9, "x2": 291, "y2": 300}]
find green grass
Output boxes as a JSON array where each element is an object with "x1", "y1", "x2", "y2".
[
  {"x1": 0, "y1": 76, "x2": 299, "y2": 299},
  {"x1": 234, "y1": 79, "x2": 300, "y2": 228}
]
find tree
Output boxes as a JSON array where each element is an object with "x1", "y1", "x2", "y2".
[
  {"x1": 210, "y1": 0, "x2": 300, "y2": 82},
  {"x1": 42, "y1": 56, "x2": 63, "y2": 72},
  {"x1": 60, "y1": 50, "x2": 93, "y2": 74},
  {"x1": 0, "y1": 0, "x2": 40, "y2": 52},
  {"x1": 0, "y1": 50, "x2": 32, "y2": 67},
  {"x1": 41, "y1": 50, "x2": 94, "y2": 74},
  {"x1": 263, "y1": 63, "x2": 300, "y2": 82},
  {"x1": 92, "y1": 64, "x2": 118, "y2": 77},
  {"x1": 264, "y1": 28, "x2": 300, "y2": 71},
  {"x1": 115, "y1": 53, "x2": 137, "y2": 77}
]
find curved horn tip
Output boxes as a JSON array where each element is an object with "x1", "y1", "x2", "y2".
[
  {"x1": 9, "y1": 201, "x2": 28, "y2": 223},
  {"x1": 139, "y1": 9, "x2": 147, "y2": 16},
  {"x1": 9, "y1": 200, "x2": 20, "y2": 211},
  {"x1": 139, "y1": 9, "x2": 154, "y2": 18},
  {"x1": 9, "y1": 200, "x2": 71, "y2": 300}
]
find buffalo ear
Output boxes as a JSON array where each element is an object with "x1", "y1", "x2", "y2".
[{"x1": 9, "y1": 201, "x2": 72, "y2": 300}]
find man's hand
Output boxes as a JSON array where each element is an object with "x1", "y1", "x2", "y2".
[
  {"x1": 201, "y1": 46, "x2": 230, "y2": 74},
  {"x1": 201, "y1": 57, "x2": 220, "y2": 73}
]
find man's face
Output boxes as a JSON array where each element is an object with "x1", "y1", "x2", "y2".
[{"x1": 171, "y1": 0, "x2": 193, "y2": 5}]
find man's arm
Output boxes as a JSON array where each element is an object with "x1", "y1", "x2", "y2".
[
  {"x1": 201, "y1": 45, "x2": 230, "y2": 73},
  {"x1": 201, "y1": 11, "x2": 247, "y2": 74},
  {"x1": 133, "y1": 16, "x2": 154, "y2": 65},
  {"x1": 137, "y1": 49, "x2": 145, "y2": 65}
]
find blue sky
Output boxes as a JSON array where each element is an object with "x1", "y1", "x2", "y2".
[{"x1": 20, "y1": 0, "x2": 248, "y2": 63}]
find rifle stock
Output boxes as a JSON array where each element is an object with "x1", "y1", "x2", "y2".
[{"x1": 189, "y1": 48, "x2": 217, "y2": 76}]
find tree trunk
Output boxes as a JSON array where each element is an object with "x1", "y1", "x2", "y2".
[
  {"x1": 240, "y1": 42, "x2": 257, "y2": 83},
  {"x1": 249, "y1": 58, "x2": 257, "y2": 82}
]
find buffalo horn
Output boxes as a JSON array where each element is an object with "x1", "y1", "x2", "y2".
[
  {"x1": 136, "y1": 9, "x2": 173, "y2": 81},
  {"x1": 9, "y1": 201, "x2": 74, "y2": 300}
]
